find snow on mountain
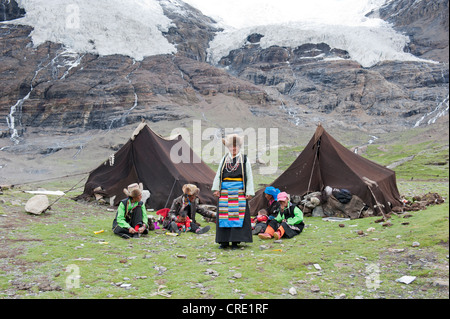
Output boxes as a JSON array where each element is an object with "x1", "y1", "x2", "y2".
[
  {"x1": 8, "y1": 0, "x2": 438, "y2": 67},
  {"x1": 184, "y1": 0, "x2": 435, "y2": 67},
  {"x1": 12, "y1": 0, "x2": 176, "y2": 60}
]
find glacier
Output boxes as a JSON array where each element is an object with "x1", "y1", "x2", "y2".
[
  {"x1": 11, "y1": 0, "x2": 176, "y2": 61},
  {"x1": 6, "y1": 0, "x2": 438, "y2": 67},
  {"x1": 184, "y1": 0, "x2": 436, "y2": 67}
]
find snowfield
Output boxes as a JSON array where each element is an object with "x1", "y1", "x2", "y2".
[
  {"x1": 184, "y1": 0, "x2": 433, "y2": 67},
  {"x1": 13, "y1": 0, "x2": 176, "y2": 60},
  {"x1": 8, "y1": 0, "x2": 436, "y2": 67}
]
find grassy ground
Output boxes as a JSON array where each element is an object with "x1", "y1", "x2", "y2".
[
  {"x1": 0, "y1": 132, "x2": 448, "y2": 300},
  {"x1": 0, "y1": 181, "x2": 448, "y2": 300}
]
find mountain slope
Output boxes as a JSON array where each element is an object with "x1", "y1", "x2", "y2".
[
  {"x1": 368, "y1": 0, "x2": 449, "y2": 63},
  {"x1": 0, "y1": 0, "x2": 448, "y2": 146}
]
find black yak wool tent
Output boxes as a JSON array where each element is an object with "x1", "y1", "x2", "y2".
[
  {"x1": 77, "y1": 123, "x2": 216, "y2": 209},
  {"x1": 250, "y1": 124, "x2": 402, "y2": 216}
]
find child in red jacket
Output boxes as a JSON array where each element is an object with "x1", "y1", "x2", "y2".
[
  {"x1": 176, "y1": 211, "x2": 191, "y2": 233},
  {"x1": 251, "y1": 209, "x2": 269, "y2": 235}
]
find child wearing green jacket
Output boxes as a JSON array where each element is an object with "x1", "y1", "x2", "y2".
[
  {"x1": 112, "y1": 187, "x2": 149, "y2": 239},
  {"x1": 258, "y1": 192, "x2": 305, "y2": 240}
]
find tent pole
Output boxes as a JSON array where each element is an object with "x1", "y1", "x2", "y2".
[
  {"x1": 303, "y1": 139, "x2": 320, "y2": 211},
  {"x1": 363, "y1": 177, "x2": 388, "y2": 220},
  {"x1": 164, "y1": 178, "x2": 178, "y2": 208},
  {"x1": 366, "y1": 184, "x2": 388, "y2": 220}
]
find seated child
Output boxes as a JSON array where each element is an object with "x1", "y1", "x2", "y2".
[
  {"x1": 176, "y1": 211, "x2": 191, "y2": 233},
  {"x1": 252, "y1": 209, "x2": 269, "y2": 235}
]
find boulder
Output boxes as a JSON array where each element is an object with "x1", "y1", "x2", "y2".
[{"x1": 25, "y1": 195, "x2": 50, "y2": 215}]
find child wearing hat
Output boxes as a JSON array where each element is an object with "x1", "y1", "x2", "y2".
[
  {"x1": 112, "y1": 183, "x2": 149, "y2": 239},
  {"x1": 258, "y1": 192, "x2": 304, "y2": 240}
]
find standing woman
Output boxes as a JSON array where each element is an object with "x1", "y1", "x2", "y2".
[{"x1": 212, "y1": 134, "x2": 255, "y2": 249}]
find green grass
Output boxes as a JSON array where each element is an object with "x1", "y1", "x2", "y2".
[
  {"x1": 0, "y1": 133, "x2": 448, "y2": 300},
  {"x1": 0, "y1": 179, "x2": 447, "y2": 299},
  {"x1": 364, "y1": 141, "x2": 449, "y2": 180}
]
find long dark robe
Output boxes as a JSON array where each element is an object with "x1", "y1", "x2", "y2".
[{"x1": 215, "y1": 155, "x2": 252, "y2": 244}]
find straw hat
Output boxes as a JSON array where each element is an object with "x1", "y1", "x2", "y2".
[
  {"x1": 123, "y1": 182, "x2": 144, "y2": 197},
  {"x1": 222, "y1": 134, "x2": 244, "y2": 148},
  {"x1": 182, "y1": 184, "x2": 200, "y2": 196}
]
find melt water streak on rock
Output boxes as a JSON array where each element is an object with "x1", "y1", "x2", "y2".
[
  {"x1": 107, "y1": 59, "x2": 141, "y2": 131},
  {"x1": 414, "y1": 94, "x2": 449, "y2": 127},
  {"x1": 6, "y1": 45, "x2": 84, "y2": 144},
  {"x1": 6, "y1": 58, "x2": 46, "y2": 144},
  {"x1": 6, "y1": 92, "x2": 29, "y2": 144}
]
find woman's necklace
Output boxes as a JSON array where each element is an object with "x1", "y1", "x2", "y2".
[{"x1": 225, "y1": 155, "x2": 240, "y2": 173}]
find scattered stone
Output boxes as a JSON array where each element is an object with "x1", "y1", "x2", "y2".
[
  {"x1": 335, "y1": 293, "x2": 346, "y2": 299},
  {"x1": 357, "y1": 230, "x2": 364, "y2": 236},
  {"x1": 306, "y1": 271, "x2": 322, "y2": 276},
  {"x1": 313, "y1": 264, "x2": 322, "y2": 270},
  {"x1": 205, "y1": 269, "x2": 219, "y2": 277},
  {"x1": 311, "y1": 285, "x2": 320, "y2": 293},
  {"x1": 232, "y1": 273, "x2": 242, "y2": 279},
  {"x1": 177, "y1": 254, "x2": 187, "y2": 259},
  {"x1": 412, "y1": 242, "x2": 420, "y2": 247},
  {"x1": 288, "y1": 287, "x2": 297, "y2": 296},
  {"x1": 154, "y1": 266, "x2": 168, "y2": 276},
  {"x1": 339, "y1": 224, "x2": 345, "y2": 228},
  {"x1": 74, "y1": 257, "x2": 94, "y2": 261},
  {"x1": 388, "y1": 248, "x2": 405, "y2": 253},
  {"x1": 37, "y1": 282, "x2": 62, "y2": 292}
]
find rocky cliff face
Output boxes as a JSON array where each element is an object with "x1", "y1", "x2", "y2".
[
  {"x1": 0, "y1": 0, "x2": 448, "y2": 145},
  {"x1": 0, "y1": 0, "x2": 25, "y2": 22},
  {"x1": 159, "y1": 0, "x2": 221, "y2": 62},
  {"x1": 368, "y1": 0, "x2": 449, "y2": 63},
  {"x1": 0, "y1": 23, "x2": 267, "y2": 136},
  {"x1": 218, "y1": 33, "x2": 448, "y2": 128}
]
